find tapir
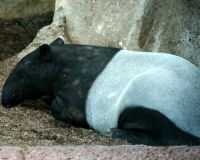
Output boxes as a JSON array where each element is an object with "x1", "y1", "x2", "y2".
[{"x1": 2, "y1": 37, "x2": 200, "y2": 145}]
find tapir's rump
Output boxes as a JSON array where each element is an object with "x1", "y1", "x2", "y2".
[{"x1": 86, "y1": 50, "x2": 200, "y2": 138}]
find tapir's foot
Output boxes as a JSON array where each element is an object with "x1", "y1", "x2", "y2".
[
  {"x1": 106, "y1": 128, "x2": 138, "y2": 143},
  {"x1": 106, "y1": 128, "x2": 126, "y2": 138},
  {"x1": 106, "y1": 128, "x2": 159, "y2": 145}
]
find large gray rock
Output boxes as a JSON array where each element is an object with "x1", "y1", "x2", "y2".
[
  {"x1": 19, "y1": 0, "x2": 200, "y2": 68},
  {"x1": 0, "y1": 0, "x2": 55, "y2": 19}
]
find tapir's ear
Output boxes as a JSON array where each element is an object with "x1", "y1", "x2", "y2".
[
  {"x1": 39, "y1": 43, "x2": 51, "y2": 61},
  {"x1": 50, "y1": 36, "x2": 65, "y2": 46}
]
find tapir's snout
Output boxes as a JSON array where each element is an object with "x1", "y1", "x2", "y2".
[
  {"x1": 1, "y1": 82, "x2": 22, "y2": 108},
  {"x1": 1, "y1": 100, "x2": 12, "y2": 108}
]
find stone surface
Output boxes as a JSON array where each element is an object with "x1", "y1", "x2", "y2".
[
  {"x1": 0, "y1": 0, "x2": 55, "y2": 19},
  {"x1": 19, "y1": 0, "x2": 200, "y2": 68},
  {"x1": 0, "y1": 146, "x2": 200, "y2": 160},
  {"x1": 0, "y1": 147, "x2": 24, "y2": 160}
]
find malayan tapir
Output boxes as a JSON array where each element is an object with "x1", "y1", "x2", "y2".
[{"x1": 1, "y1": 37, "x2": 200, "y2": 146}]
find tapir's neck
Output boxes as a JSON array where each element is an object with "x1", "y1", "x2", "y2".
[
  {"x1": 51, "y1": 45, "x2": 121, "y2": 94},
  {"x1": 48, "y1": 45, "x2": 120, "y2": 125}
]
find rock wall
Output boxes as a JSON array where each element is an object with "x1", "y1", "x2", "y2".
[
  {"x1": 0, "y1": 0, "x2": 55, "y2": 19},
  {"x1": 19, "y1": 0, "x2": 200, "y2": 68}
]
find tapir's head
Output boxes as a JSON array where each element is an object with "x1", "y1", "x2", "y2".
[{"x1": 1, "y1": 37, "x2": 65, "y2": 107}]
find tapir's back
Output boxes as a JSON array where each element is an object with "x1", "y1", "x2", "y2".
[{"x1": 86, "y1": 50, "x2": 200, "y2": 138}]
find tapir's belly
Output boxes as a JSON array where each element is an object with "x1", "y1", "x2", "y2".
[{"x1": 86, "y1": 50, "x2": 200, "y2": 137}]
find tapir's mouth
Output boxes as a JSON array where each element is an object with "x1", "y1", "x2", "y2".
[
  {"x1": 1, "y1": 95, "x2": 22, "y2": 108},
  {"x1": 3, "y1": 103, "x2": 12, "y2": 108},
  {"x1": 1, "y1": 86, "x2": 24, "y2": 108},
  {"x1": 1, "y1": 97, "x2": 13, "y2": 108}
]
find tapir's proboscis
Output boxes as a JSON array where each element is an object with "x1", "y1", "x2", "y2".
[{"x1": 2, "y1": 37, "x2": 200, "y2": 146}]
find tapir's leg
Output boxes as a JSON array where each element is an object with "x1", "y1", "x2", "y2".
[
  {"x1": 51, "y1": 96, "x2": 88, "y2": 127},
  {"x1": 107, "y1": 107, "x2": 200, "y2": 146},
  {"x1": 51, "y1": 96, "x2": 68, "y2": 121}
]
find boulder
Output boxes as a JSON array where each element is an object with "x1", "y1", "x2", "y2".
[
  {"x1": 19, "y1": 0, "x2": 200, "y2": 68},
  {"x1": 0, "y1": 0, "x2": 55, "y2": 19}
]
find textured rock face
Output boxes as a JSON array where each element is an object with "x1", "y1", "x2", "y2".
[
  {"x1": 19, "y1": 0, "x2": 200, "y2": 68},
  {"x1": 0, "y1": 0, "x2": 55, "y2": 19}
]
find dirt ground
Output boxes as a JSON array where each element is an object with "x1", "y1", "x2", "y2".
[{"x1": 0, "y1": 19, "x2": 128, "y2": 146}]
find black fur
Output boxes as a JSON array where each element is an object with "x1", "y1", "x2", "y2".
[
  {"x1": 49, "y1": 45, "x2": 119, "y2": 126},
  {"x1": 108, "y1": 107, "x2": 200, "y2": 145},
  {"x1": 2, "y1": 40, "x2": 120, "y2": 127}
]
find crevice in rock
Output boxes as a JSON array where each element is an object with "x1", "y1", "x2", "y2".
[
  {"x1": 138, "y1": 0, "x2": 158, "y2": 51},
  {"x1": 0, "y1": 13, "x2": 54, "y2": 61}
]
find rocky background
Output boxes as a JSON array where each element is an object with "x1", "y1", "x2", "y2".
[
  {"x1": 19, "y1": 0, "x2": 200, "y2": 68},
  {"x1": 0, "y1": 0, "x2": 55, "y2": 19},
  {"x1": 0, "y1": 0, "x2": 200, "y2": 158}
]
